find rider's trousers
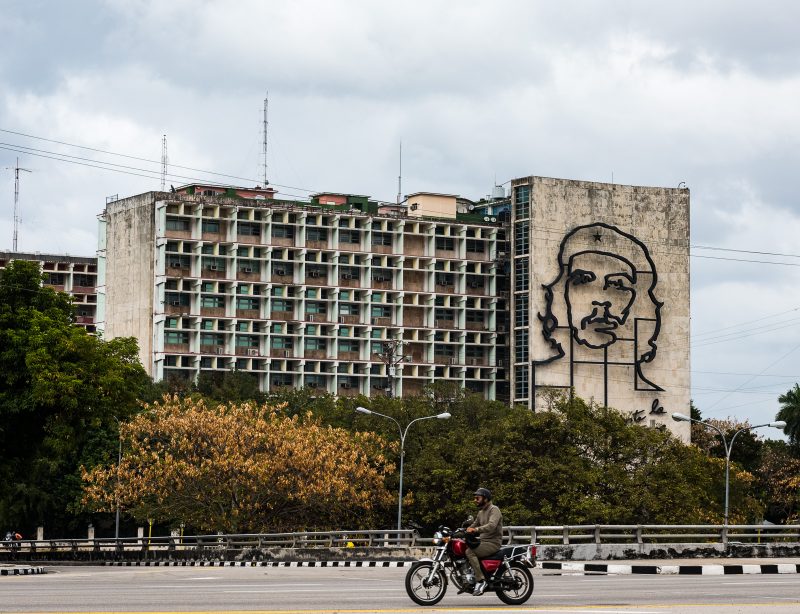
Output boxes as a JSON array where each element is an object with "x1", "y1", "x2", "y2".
[{"x1": 465, "y1": 542, "x2": 498, "y2": 581}]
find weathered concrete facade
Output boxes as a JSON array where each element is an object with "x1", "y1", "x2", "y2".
[
  {"x1": 510, "y1": 177, "x2": 690, "y2": 441},
  {"x1": 97, "y1": 193, "x2": 158, "y2": 371}
]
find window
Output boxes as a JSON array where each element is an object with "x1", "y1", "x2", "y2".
[
  {"x1": 202, "y1": 220, "x2": 220, "y2": 233},
  {"x1": 340, "y1": 303, "x2": 358, "y2": 315},
  {"x1": 515, "y1": 221, "x2": 529, "y2": 256},
  {"x1": 201, "y1": 320, "x2": 215, "y2": 330},
  {"x1": 435, "y1": 237, "x2": 455, "y2": 251},
  {"x1": 307, "y1": 228, "x2": 328, "y2": 242},
  {"x1": 201, "y1": 295, "x2": 224, "y2": 308},
  {"x1": 74, "y1": 274, "x2": 94, "y2": 286},
  {"x1": 515, "y1": 329, "x2": 529, "y2": 363},
  {"x1": 515, "y1": 366, "x2": 529, "y2": 399},
  {"x1": 435, "y1": 273, "x2": 454, "y2": 286},
  {"x1": 238, "y1": 260, "x2": 258, "y2": 273},
  {"x1": 271, "y1": 337, "x2": 293, "y2": 349},
  {"x1": 371, "y1": 306, "x2": 391, "y2": 318},
  {"x1": 515, "y1": 258, "x2": 529, "y2": 291},
  {"x1": 202, "y1": 257, "x2": 225, "y2": 271},
  {"x1": 271, "y1": 323, "x2": 284, "y2": 333},
  {"x1": 339, "y1": 290, "x2": 350, "y2": 300},
  {"x1": 515, "y1": 295, "x2": 529, "y2": 328},
  {"x1": 164, "y1": 331, "x2": 188, "y2": 344},
  {"x1": 167, "y1": 255, "x2": 190, "y2": 269},
  {"x1": 372, "y1": 232, "x2": 392, "y2": 246},
  {"x1": 236, "y1": 322, "x2": 249, "y2": 332},
  {"x1": 165, "y1": 317, "x2": 179, "y2": 329},
  {"x1": 165, "y1": 292, "x2": 189, "y2": 306},
  {"x1": 200, "y1": 333, "x2": 224, "y2": 346},
  {"x1": 338, "y1": 327, "x2": 351, "y2": 337},
  {"x1": 434, "y1": 344, "x2": 455, "y2": 357},
  {"x1": 371, "y1": 341, "x2": 385, "y2": 355},
  {"x1": 465, "y1": 311, "x2": 484, "y2": 324},
  {"x1": 166, "y1": 217, "x2": 190, "y2": 231},
  {"x1": 201, "y1": 282, "x2": 214, "y2": 293},
  {"x1": 272, "y1": 225, "x2": 294, "y2": 239},
  {"x1": 338, "y1": 340, "x2": 359, "y2": 352},
  {"x1": 305, "y1": 338, "x2": 327, "y2": 351},
  {"x1": 339, "y1": 230, "x2": 360, "y2": 244},
  {"x1": 166, "y1": 241, "x2": 180, "y2": 252},
  {"x1": 305, "y1": 302, "x2": 326, "y2": 315},
  {"x1": 271, "y1": 299, "x2": 292, "y2": 312},
  {"x1": 237, "y1": 222, "x2": 260, "y2": 237},
  {"x1": 435, "y1": 308, "x2": 455, "y2": 321},
  {"x1": 466, "y1": 239, "x2": 485, "y2": 253},
  {"x1": 514, "y1": 185, "x2": 530, "y2": 220},
  {"x1": 236, "y1": 335, "x2": 259, "y2": 348},
  {"x1": 237, "y1": 298, "x2": 259, "y2": 310}
]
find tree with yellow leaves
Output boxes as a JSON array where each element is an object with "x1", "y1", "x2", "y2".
[{"x1": 82, "y1": 396, "x2": 396, "y2": 533}]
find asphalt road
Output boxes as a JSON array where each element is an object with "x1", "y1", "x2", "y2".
[{"x1": 1, "y1": 565, "x2": 799, "y2": 613}]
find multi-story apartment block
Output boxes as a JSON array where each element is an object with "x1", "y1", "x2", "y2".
[
  {"x1": 97, "y1": 185, "x2": 510, "y2": 400},
  {"x1": 0, "y1": 251, "x2": 98, "y2": 332}
]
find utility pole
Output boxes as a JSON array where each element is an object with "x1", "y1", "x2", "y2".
[
  {"x1": 5, "y1": 157, "x2": 32, "y2": 251},
  {"x1": 375, "y1": 339, "x2": 410, "y2": 398}
]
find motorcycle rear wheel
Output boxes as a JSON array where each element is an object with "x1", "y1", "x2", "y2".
[
  {"x1": 405, "y1": 562, "x2": 448, "y2": 606},
  {"x1": 495, "y1": 562, "x2": 534, "y2": 605}
]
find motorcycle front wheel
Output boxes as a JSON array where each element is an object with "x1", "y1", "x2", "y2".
[
  {"x1": 405, "y1": 562, "x2": 448, "y2": 606},
  {"x1": 495, "y1": 562, "x2": 534, "y2": 605}
]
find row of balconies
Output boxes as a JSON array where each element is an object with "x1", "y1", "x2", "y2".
[{"x1": 162, "y1": 343, "x2": 495, "y2": 365}]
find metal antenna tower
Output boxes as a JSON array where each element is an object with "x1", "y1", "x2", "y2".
[
  {"x1": 160, "y1": 134, "x2": 168, "y2": 191},
  {"x1": 375, "y1": 339, "x2": 410, "y2": 398},
  {"x1": 396, "y1": 141, "x2": 402, "y2": 204},
  {"x1": 268, "y1": 92, "x2": 269, "y2": 188},
  {"x1": 6, "y1": 157, "x2": 32, "y2": 251}
]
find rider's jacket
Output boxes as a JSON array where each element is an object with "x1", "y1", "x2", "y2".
[{"x1": 469, "y1": 503, "x2": 503, "y2": 550}]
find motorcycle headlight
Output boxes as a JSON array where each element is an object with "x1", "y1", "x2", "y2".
[{"x1": 432, "y1": 531, "x2": 443, "y2": 545}]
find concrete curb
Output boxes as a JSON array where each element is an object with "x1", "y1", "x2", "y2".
[
  {"x1": 0, "y1": 566, "x2": 46, "y2": 576},
  {"x1": 540, "y1": 561, "x2": 800, "y2": 575},
  {"x1": 104, "y1": 560, "x2": 412, "y2": 568}
]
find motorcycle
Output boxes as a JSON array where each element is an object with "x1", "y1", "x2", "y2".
[{"x1": 405, "y1": 522, "x2": 536, "y2": 606}]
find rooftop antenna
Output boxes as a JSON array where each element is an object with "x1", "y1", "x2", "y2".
[
  {"x1": 160, "y1": 135, "x2": 168, "y2": 191},
  {"x1": 262, "y1": 92, "x2": 269, "y2": 188},
  {"x1": 396, "y1": 141, "x2": 402, "y2": 204},
  {"x1": 6, "y1": 157, "x2": 32, "y2": 251}
]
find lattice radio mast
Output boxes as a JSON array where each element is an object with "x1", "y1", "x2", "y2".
[
  {"x1": 7, "y1": 157, "x2": 32, "y2": 251},
  {"x1": 262, "y1": 92, "x2": 269, "y2": 188},
  {"x1": 396, "y1": 141, "x2": 402, "y2": 204},
  {"x1": 160, "y1": 134, "x2": 168, "y2": 191}
]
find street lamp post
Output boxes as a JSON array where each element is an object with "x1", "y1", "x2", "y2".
[
  {"x1": 672, "y1": 413, "x2": 785, "y2": 525},
  {"x1": 111, "y1": 416, "x2": 123, "y2": 542},
  {"x1": 356, "y1": 406, "x2": 450, "y2": 531}
]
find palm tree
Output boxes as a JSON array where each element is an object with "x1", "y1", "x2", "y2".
[{"x1": 777, "y1": 384, "x2": 800, "y2": 448}]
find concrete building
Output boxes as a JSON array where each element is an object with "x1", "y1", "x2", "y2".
[
  {"x1": 95, "y1": 175, "x2": 690, "y2": 439},
  {"x1": 509, "y1": 176, "x2": 690, "y2": 440},
  {"x1": 97, "y1": 185, "x2": 510, "y2": 400},
  {"x1": 0, "y1": 251, "x2": 98, "y2": 332}
]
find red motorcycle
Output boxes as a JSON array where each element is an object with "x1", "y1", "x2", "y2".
[{"x1": 405, "y1": 524, "x2": 536, "y2": 606}]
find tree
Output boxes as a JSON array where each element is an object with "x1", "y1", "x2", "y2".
[
  {"x1": 777, "y1": 384, "x2": 800, "y2": 450},
  {"x1": 401, "y1": 395, "x2": 762, "y2": 529},
  {"x1": 0, "y1": 260, "x2": 150, "y2": 535},
  {"x1": 81, "y1": 396, "x2": 396, "y2": 533}
]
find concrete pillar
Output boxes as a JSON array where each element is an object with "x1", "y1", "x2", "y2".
[
  {"x1": 137, "y1": 526, "x2": 144, "y2": 546},
  {"x1": 87, "y1": 524, "x2": 95, "y2": 541},
  {"x1": 36, "y1": 526, "x2": 44, "y2": 541}
]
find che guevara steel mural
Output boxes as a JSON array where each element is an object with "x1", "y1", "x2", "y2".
[{"x1": 532, "y1": 222, "x2": 664, "y2": 415}]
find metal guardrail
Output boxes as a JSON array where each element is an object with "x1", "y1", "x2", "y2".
[
  {"x1": 2, "y1": 525, "x2": 799, "y2": 557},
  {"x1": 505, "y1": 525, "x2": 800, "y2": 546}
]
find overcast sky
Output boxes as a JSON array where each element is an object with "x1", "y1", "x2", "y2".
[{"x1": 1, "y1": 0, "x2": 799, "y2": 428}]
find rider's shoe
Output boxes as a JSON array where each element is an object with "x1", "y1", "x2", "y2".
[{"x1": 472, "y1": 580, "x2": 487, "y2": 596}]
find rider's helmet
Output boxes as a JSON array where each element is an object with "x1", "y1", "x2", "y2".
[{"x1": 473, "y1": 487, "x2": 492, "y2": 500}]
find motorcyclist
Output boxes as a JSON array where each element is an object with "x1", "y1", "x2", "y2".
[{"x1": 465, "y1": 487, "x2": 503, "y2": 596}]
